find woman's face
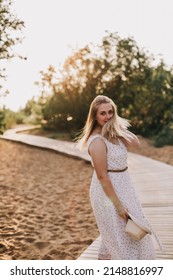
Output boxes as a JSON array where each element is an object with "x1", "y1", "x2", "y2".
[{"x1": 95, "y1": 103, "x2": 114, "y2": 128}]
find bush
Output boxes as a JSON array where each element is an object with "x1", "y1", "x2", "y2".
[
  {"x1": 0, "y1": 110, "x2": 5, "y2": 134},
  {"x1": 153, "y1": 125, "x2": 173, "y2": 147}
]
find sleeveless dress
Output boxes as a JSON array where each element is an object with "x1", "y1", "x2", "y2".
[{"x1": 87, "y1": 134, "x2": 156, "y2": 260}]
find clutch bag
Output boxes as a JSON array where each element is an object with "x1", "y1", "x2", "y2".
[{"x1": 125, "y1": 212, "x2": 151, "y2": 241}]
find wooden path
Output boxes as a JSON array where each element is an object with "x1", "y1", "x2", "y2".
[{"x1": 1, "y1": 126, "x2": 173, "y2": 260}]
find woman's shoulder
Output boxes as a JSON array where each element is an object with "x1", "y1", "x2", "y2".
[
  {"x1": 87, "y1": 134, "x2": 107, "y2": 155},
  {"x1": 87, "y1": 133, "x2": 105, "y2": 148},
  {"x1": 87, "y1": 133, "x2": 102, "y2": 142}
]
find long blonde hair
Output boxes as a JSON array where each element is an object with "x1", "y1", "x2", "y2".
[{"x1": 77, "y1": 95, "x2": 132, "y2": 149}]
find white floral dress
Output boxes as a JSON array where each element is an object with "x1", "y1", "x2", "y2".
[{"x1": 87, "y1": 134, "x2": 156, "y2": 260}]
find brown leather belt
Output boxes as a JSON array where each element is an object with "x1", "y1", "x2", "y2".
[{"x1": 108, "y1": 166, "x2": 128, "y2": 172}]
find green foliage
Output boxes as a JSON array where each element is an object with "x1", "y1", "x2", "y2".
[
  {"x1": 34, "y1": 32, "x2": 173, "y2": 145},
  {"x1": 22, "y1": 97, "x2": 45, "y2": 124},
  {"x1": 0, "y1": 0, "x2": 24, "y2": 130},
  {"x1": 0, "y1": 108, "x2": 20, "y2": 132},
  {"x1": 14, "y1": 110, "x2": 26, "y2": 124},
  {"x1": 0, "y1": 109, "x2": 5, "y2": 133},
  {"x1": 3, "y1": 109, "x2": 17, "y2": 129},
  {"x1": 0, "y1": 0, "x2": 24, "y2": 86},
  {"x1": 153, "y1": 125, "x2": 173, "y2": 147}
]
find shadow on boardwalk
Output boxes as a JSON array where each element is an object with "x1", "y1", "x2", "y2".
[{"x1": 1, "y1": 126, "x2": 173, "y2": 259}]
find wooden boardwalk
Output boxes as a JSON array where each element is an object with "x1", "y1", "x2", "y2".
[{"x1": 1, "y1": 126, "x2": 173, "y2": 260}]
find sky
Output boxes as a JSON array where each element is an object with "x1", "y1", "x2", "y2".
[{"x1": 1, "y1": 0, "x2": 173, "y2": 111}]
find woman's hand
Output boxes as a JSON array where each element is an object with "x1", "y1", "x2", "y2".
[{"x1": 117, "y1": 205, "x2": 129, "y2": 221}]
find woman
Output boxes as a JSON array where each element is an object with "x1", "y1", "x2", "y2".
[{"x1": 78, "y1": 95, "x2": 156, "y2": 260}]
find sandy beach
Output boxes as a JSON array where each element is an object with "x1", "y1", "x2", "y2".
[{"x1": 0, "y1": 139, "x2": 98, "y2": 260}]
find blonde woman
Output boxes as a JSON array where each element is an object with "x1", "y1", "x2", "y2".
[{"x1": 78, "y1": 95, "x2": 156, "y2": 260}]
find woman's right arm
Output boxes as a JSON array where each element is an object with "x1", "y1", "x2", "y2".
[{"x1": 89, "y1": 138, "x2": 128, "y2": 220}]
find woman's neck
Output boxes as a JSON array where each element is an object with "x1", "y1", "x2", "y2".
[{"x1": 92, "y1": 126, "x2": 102, "y2": 135}]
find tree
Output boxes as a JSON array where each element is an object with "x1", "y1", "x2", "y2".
[
  {"x1": 41, "y1": 46, "x2": 111, "y2": 131},
  {"x1": 36, "y1": 32, "x2": 173, "y2": 144},
  {"x1": 0, "y1": 0, "x2": 24, "y2": 132},
  {"x1": 0, "y1": 0, "x2": 24, "y2": 77}
]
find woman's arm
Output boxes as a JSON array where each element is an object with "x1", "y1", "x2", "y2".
[{"x1": 89, "y1": 138, "x2": 128, "y2": 220}]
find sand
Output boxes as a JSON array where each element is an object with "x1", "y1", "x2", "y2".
[{"x1": 0, "y1": 139, "x2": 98, "y2": 260}]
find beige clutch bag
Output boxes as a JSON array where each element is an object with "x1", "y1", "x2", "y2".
[{"x1": 125, "y1": 212, "x2": 151, "y2": 241}]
